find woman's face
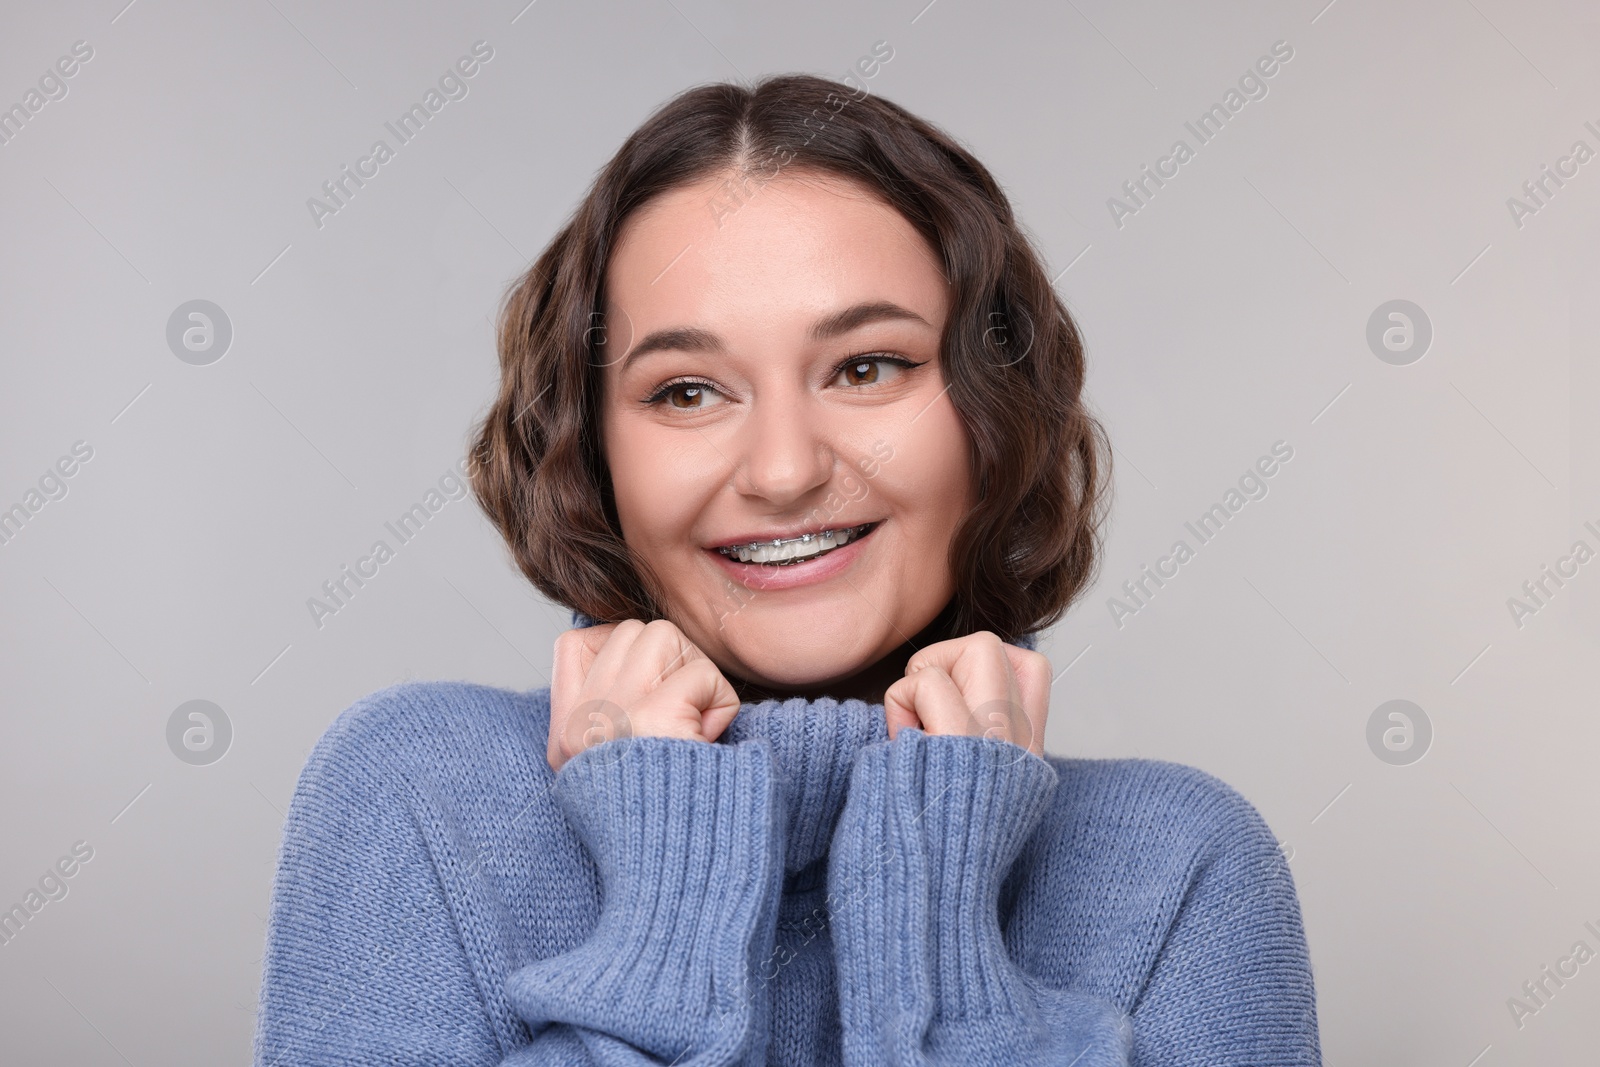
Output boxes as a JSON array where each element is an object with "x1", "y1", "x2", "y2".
[{"x1": 598, "y1": 168, "x2": 974, "y2": 695}]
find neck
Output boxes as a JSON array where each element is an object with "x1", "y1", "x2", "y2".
[{"x1": 729, "y1": 605, "x2": 955, "y2": 706}]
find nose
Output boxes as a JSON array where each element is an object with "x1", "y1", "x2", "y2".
[{"x1": 730, "y1": 393, "x2": 835, "y2": 507}]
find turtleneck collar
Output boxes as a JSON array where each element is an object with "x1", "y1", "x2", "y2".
[{"x1": 715, "y1": 695, "x2": 889, "y2": 879}]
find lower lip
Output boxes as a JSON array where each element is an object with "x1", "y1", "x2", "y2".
[{"x1": 706, "y1": 524, "x2": 880, "y2": 591}]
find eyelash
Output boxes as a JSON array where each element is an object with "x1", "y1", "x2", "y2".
[{"x1": 642, "y1": 353, "x2": 924, "y2": 408}]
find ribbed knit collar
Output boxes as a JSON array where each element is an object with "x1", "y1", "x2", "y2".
[{"x1": 715, "y1": 695, "x2": 889, "y2": 880}]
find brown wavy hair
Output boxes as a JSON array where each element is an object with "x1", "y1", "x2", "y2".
[{"x1": 467, "y1": 72, "x2": 1112, "y2": 647}]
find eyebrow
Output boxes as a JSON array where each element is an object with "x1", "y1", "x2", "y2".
[{"x1": 617, "y1": 300, "x2": 934, "y2": 373}]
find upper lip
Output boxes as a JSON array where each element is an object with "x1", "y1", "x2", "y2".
[{"x1": 705, "y1": 519, "x2": 879, "y2": 551}]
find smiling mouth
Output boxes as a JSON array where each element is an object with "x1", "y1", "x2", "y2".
[{"x1": 713, "y1": 521, "x2": 879, "y2": 566}]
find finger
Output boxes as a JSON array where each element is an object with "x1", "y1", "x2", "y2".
[
  {"x1": 885, "y1": 664, "x2": 970, "y2": 739},
  {"x1": 550, "y1": 623, "x2": 619, "y2": 767},
  {"x1": 1000, "y1": 645, "x2": 1051, "y2": 756},
  {"x1": 883, "y1": 673, "x2": 920, "y2": 739},
  {"x1": 687, "y1": 658, "x2": 743, "y2": 742},
  {"x1": 605, "y1": 618, "x2": 704, "y2": 707},
  {"x1": 637, "y1": 656, "x2": 741, "y2": 742},
  {"x1": 968, "y1": 693, "x2": 1035, "y2": 757},
  {"x1": 906, "y1": 632, "x2": 1020, "y2": 724},
  {"x1": 550, "y1": 691, "x2": 634, "y2": 771},
  {"x1": 552, "y1": 624, "x2": 617, "y2": 710},
  {"x1": 579, "y1": 618, "x2": 647, "y2": 697}
]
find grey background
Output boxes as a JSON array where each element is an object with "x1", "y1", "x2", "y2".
[{"x1": 2, "y1": 0, "x2": 1598, "y2": 1062}]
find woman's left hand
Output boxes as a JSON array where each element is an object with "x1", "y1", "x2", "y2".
[{"x1": 884, "y1": 631, "x2": 1051, "y2": 757}]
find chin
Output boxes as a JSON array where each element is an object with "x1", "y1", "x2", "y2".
[
  {"x1": 713, "y1": 608, "x2": 891, "y2": 693},
  {"x1": 732, "y1": 655, "x2": 864, "y2": 695}
]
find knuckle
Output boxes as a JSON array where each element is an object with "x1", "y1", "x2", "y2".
[{"x1": 641, "y1": 618, "x2": 685, "y2": 645}]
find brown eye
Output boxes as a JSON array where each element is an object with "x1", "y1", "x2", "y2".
[
  {"x1": 842, "y1": 360, "x2": 880, "y2": 386},
  {"x1": 648, "y1": 380, "x2": 725, "y2": 410},
  {"x1": 834, "y1": 354, "x2": 916, "y2": 389}
]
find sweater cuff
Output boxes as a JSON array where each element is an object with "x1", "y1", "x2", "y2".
[
  {"x1": 828, "y1": 728, "x2": 1059, "y2": 1034},
  {"x1": 505, "y1": 735, "x2": 785, "y2": 1061}
]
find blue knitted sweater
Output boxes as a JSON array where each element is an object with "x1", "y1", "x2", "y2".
[{"x1": 254, "y1": 681, "x2": 1321, "y2": 1065}]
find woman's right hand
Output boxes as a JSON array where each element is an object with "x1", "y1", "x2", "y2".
[{"x1": 547, "y1": 618, "x2": 742, "y2": 773}]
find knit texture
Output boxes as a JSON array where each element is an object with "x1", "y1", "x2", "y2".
[{"x1": 254, "y1": 680, "x2": 1321, "y2": 1065}]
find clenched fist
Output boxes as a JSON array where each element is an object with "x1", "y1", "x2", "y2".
[
  {"x1": 547, "y1": 618, "x2": 742, "y2": 773},
  {"x1": 883, "y1": 630, "x2": 1051, "y2": 757}
]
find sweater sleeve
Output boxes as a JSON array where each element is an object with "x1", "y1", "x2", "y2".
[
  {"x1": 253, "y1": 719, "x2": 505, "y2": 1066},
  {"x1": 1125, "y1": 782, "x2": 1322, "y2": 1065},
  {"x1": 827, "y1": 728, "x2": 1132, "y2": 1067},
  {"x1": 501, "y1": 735, "x2": 787, "y2": 1067}
]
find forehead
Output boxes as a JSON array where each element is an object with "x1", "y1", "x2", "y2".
[{"x1": 603, "y1": 169, "x2": 948, "y2": 338}]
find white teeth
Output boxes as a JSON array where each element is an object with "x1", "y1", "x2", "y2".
[{"x1": 720, "y1": 523, "x2": 873, "y2": 565}]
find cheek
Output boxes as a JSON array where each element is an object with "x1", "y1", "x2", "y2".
[
  {"x1": 601, "y1": 413, "x2": 648, "y2": 536},
  {"x1": 878, "y1": 405, "x2": 974, "y2": 540},
  {"x1": 603, "y1": 425, "x2": 706, "y2": 558},
  {"x1": 608, "y1": 445, "x2": 665, "y2": 544}
]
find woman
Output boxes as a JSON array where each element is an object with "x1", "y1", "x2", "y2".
[{"x1": 254, "y1": 74, "x2": 1321, "y2": 1065}]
